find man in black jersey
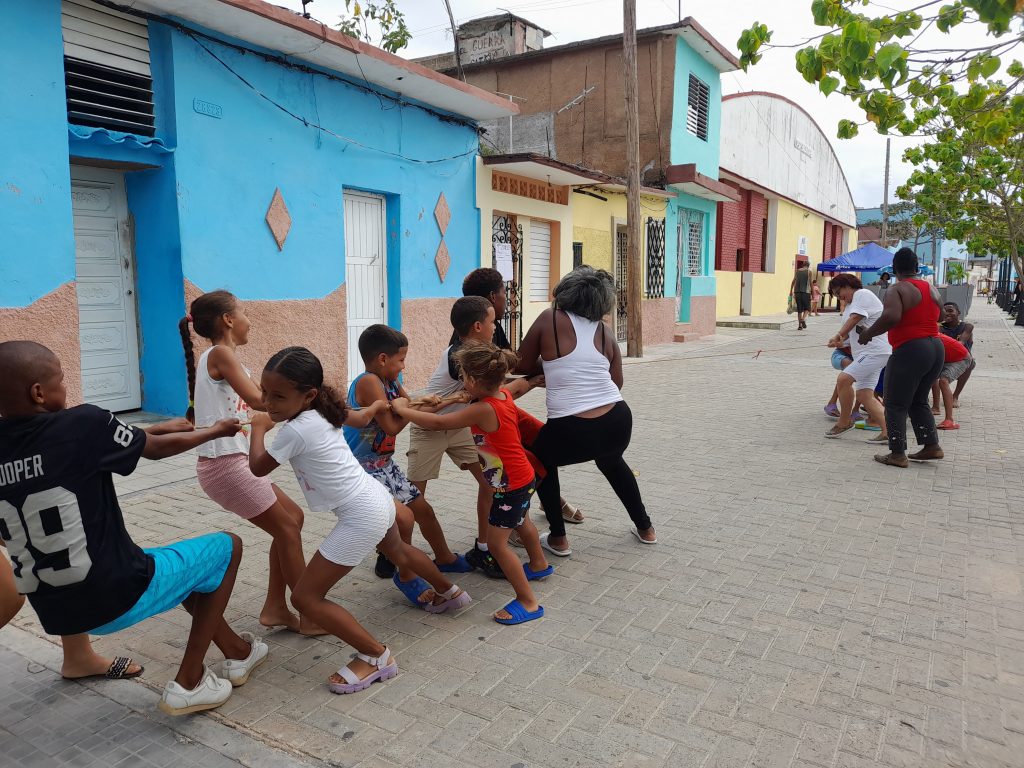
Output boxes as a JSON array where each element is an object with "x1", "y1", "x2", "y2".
[{"x1": 0, "y1": 341, "x2": 267, "y2": 715}]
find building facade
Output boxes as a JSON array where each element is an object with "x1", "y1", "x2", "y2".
[
  {"x1": 0, "y1": 0, "x2": 513, "y2": 413},
  {"x1": 716, "y1": 93, "x2": 857, "y2": 317},
  {"x1": 427, "y1": 18, "x2": 740, "y2": 339}
]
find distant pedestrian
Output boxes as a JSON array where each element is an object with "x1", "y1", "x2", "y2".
[
  {"x1": 811, "y1": 280, "x2": 822, "y2": 316},
  {"x1": 790, "y1": 260, "x2": 814, "y2": 330},
  {"x1": 858, "y1": 248, "x2": 944, "y2": 468}
]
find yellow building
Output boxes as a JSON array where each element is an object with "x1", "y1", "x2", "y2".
[
  {"x1": 476, "y1": 154, "x2": 677, "y2": 345},
  {"x1": 715, "y1": 92, "x2": 858, "y2": 318}
]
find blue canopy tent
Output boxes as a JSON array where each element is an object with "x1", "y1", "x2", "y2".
[{"x1": 818, "y1": 242, "x2": 934, "y2": 276}]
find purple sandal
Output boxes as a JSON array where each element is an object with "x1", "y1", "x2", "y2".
[
  {"x1": 424, "y1": 585, "x2": 472, "y2": 614},
  {"x1": 328, "y1": 647, "x2": 398, "y2": 694}
]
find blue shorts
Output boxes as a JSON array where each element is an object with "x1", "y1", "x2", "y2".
[
  {"x1": 831, "y1": 349, "x2": 852, "y2": 370},
  {"x1": 875, "y1": 367, "x2": 885, "y2": 394},
  {"x1": 89, "y1": 533, "x2": 234, "y2": 635}
]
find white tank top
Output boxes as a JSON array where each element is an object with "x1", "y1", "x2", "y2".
[
  {"x1": 542, "y1": 312, "x2": 623, "y2": 419},
  {"x1": 194, "y1": 346, "x2": 253, "y2": 458},
  {"x1": 422, "y1": 345, "x2": 467, "y2": 416}
]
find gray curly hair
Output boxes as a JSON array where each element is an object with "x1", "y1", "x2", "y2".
[{"x1": 552, "y1": 265, "x2": 616, "y2": 321}]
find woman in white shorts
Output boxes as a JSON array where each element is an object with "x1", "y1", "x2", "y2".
[
  {"x1": 247, "y1": 347, "x2": 471, "y2": 695},
  {"x1": 825, "y1": 274, "x2": 890, "y2": 442}
]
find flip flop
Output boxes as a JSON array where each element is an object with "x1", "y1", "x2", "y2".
[
  {"x1": 494, "y1": 599, "x2": 545, "y2": 625},
  {"x1": 540, "y1": 532, "x2": 571, "y2": 558},
  {"x1": 825, "y1": 423, "x2": 854, "y2": 439},
  {"x1": 62, "y1": 656, "x2": 144, "y2": 681},
  {"x1": 523, "y1": 563, "x2": 554, "y2": 581},
  {"x1": 937, "y1": 420, "x2": 960, "y2": 430},
  {"x1": 629, "y1": 527, "x2": 657, "y2": 545},
  {"x1": 854, "y1": 421, "x2": 882, "y2": 431},
  {"x1": 561, "y1": 503, "x2": 585, "y2": 524},
  {"x1": 435, "y1": 553, "x2": 473, "y2": 573},
  {"x1": 873, "y1": 453, "x2": 909, "y2": 468},
  {"x1": 865, "y1": 433, "x2": 888, "y2": 444},
  {"x1": 823, "y1": 404, "x2": 840, "y2": 418},
  {"x1": 392, "y1": 573, "x2": 433, "y2": 609}
]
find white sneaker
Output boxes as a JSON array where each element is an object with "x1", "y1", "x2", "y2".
[
  {"x1": 158, "y1": 667, "x2": 232, "y2": 716},
  {"x1": 221, "y1": 632, "x2": 269, "y2": 687}
]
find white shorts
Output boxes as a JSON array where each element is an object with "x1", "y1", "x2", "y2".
[
  {"x1": 319, "y1": 482, "x2": 397, "y2": 567},
  {"x1": 844, "y1": 352, "x2": 889, "y2": 391}
]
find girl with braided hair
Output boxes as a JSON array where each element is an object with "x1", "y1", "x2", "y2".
[
  {"x1": 392, "y1": 341, "x2": 552, "y2": 626},
  {"x1": 179, "y1": 290, "x2": 323, "y2": 635}
]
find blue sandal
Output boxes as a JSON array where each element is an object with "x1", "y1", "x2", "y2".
[
  {"x1": 392, "y1": 572, "x2": 432, "y2": 609},
  {"x1": 494, "y1": 599, "x2": 544, "y2": 625},
  {"x1": 523, "y1": 563, "x2": 554, "y2": 581},
  {"x1": 435, "y1": 553, "x2": 473, "y2": 573}
]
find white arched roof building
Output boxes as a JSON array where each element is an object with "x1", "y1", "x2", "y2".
[{"x1": 719, "y1": 92, "x2": 856, "y2": 228}]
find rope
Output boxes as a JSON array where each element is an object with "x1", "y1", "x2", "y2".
[{"x1": 634, "y1": 342, "x2": 831, "y2": 364}]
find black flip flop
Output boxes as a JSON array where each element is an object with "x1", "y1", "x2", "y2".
[{"x1": 63, "y1": 656, "x2": 144, "y2": 680}]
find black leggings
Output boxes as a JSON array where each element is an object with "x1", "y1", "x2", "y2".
[
  {"x1": 884, "y1": 336, "x2": 943, "y2": 454},
  {"x1": 530, "y1": 401, "x2": 651, "y2": 538}
]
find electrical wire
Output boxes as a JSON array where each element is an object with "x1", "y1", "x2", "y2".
[{"x1": 190, "y1": 34, "x2": 478, "y2": 165}]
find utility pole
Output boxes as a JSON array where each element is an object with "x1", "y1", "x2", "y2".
[
  {"x1": 881, "y1": 138, "x2": 890, "y2": 247},
  {"x1": 623, "y1": 0, "x2": 643, "y2": 357},
  {"x1": 442, "y1": 0, "x2": 464, "y2": 81}
]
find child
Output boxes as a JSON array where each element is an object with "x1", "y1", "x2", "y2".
[
  {"x1": 931, "y1": 331, "x2": 973, "y2": 430},
  {"x1": 0, "y1": 341, "x2": 267, "y2": 715},
  {"x1": 180, "y1": 290, "x2": 321, "y2": 635},
  {"x1": 247, "y1": 346, "x2": 470, "y2": 693},
  {"x1": 459, "y1": 270, "x2": 585, "y2": 525},
  {"x1": 393, "y1": 341, "x2": 552, "y2": 626},
  {"x1": 811, "y1": 280, "x2": 822, "y2": 317},
  {"x1": 344, "y1": 326, "x2": 472, "y2": 597}
]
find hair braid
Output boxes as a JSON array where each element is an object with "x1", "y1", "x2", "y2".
[{"x1": 178, "y1": 316, "x2": 197, "y2": 422}]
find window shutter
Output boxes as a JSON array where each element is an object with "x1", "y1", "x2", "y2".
[
  {"x1": 62, "y1": 0, "x2": 155, "y2": 136},
  {"x1": 686, "y1": 74, "x2": 709, "y2": 142},
  {"x1": 529, "y1": 220, "x2": 552, "y2": 303}
]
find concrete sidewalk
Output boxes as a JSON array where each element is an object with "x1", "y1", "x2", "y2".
[{"x1": 3, "y1": 301, "x2": 1024, "y2": 768}]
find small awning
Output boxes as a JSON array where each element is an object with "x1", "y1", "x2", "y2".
[
  {"x1": 665, "y1": 163, "x2": 739, "y2": 202},
  {"x1": 483, "y1": 154, "x2": 616, "y2": 186}
]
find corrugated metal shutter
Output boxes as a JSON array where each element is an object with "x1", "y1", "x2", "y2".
[
  {"x1": 686, "y1": 74, "x2": 709, "y2": 141},
  {"x1": 62, "y1": 0, "x2": 155, "y2": 136},
  {"x1": 529, "y1": 220, "x2": 552, "y2": 303}
]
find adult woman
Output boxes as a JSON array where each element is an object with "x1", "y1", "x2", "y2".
[
  {"x1": 515, "y1": 266, "x2": 655, "y2": 556},
  {"x1": 824, "y1": 274, "x2": 889, "y2": 443},
  {"x1": 858, "y1": 248, "x2": 944, "y2": 467}
]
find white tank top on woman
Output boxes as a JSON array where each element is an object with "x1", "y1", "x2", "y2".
[
  {"x1": 194, "y1": 346, "x2": 253, "y2": 458},
  {"x1": 542, "y1": 312, "x2": 623, "y2": 419}
]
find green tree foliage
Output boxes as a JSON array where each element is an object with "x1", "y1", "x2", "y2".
[
  {"x1": 336, "y1": 0, "x2": 411, "y2": 53},
  {"x1": 738, "y1": 1, "x2": 1023, "y2": 138},
  {"x1": 897, "y1": 110, "x2": 1024, "y2": 279}
]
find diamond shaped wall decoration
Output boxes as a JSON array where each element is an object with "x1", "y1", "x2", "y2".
[
  {"x1": 265, "y1": 188, "x2": 291, "y2": 251},
  {"x1": 434, "y1": 192, "x2": 451, "y2": 236},
  {"x1": 435, "y1": 240, "x2": 451, "y2": 282}
]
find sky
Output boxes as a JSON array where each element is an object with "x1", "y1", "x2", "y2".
[{"x1": 279, "y1": 0, "x2": 994, "y2": 208}]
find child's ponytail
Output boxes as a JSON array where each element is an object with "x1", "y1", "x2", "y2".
[
  {"x1": 178, "y1": 315, "x2": 197, "y2": 422},
  {"x1": 180, "y1": 290, "x2": 238, "y2": 422},
  {"x1": 312, "y1": 383, "x2": 349, "y2": 428},
  {"x1": 454, "y1": 341, "x2": 518, "y2": 389},
  {"x1": 265, "y1": 346, "x2": 348, "y2": 426}
]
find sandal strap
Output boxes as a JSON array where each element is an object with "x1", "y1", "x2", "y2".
[
  {"x1": 106, "y1": 657, "x2": 132, "y2": 679},
  {"x1": 354, "y1": 646, "x2": 391, "y2": 669}
]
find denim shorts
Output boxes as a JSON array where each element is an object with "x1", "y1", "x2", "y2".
[
  {"x1": 489, "y1": 480, "x2": 536, "y2": 529},
  {"x1": 831, "y1": 349, "x2": 852, "y2": 371},
  {"x1": 88, "y1": 533, "x2": 234, "y2": 635}
]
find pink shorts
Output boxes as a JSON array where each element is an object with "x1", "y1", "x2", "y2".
[{"x1": 196, "y1": 454, "x2": 277, "y2": 520}]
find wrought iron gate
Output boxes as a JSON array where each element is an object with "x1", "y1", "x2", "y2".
[
  {"x1": 645, "y1": 217, "x2": 666, "y2": 298},
  {"x1": 614, "y1": 227, "x2": 628, "y2": 343},
  {"x1": 492, "y1": 214, "x2": 524, "y2": 347}
]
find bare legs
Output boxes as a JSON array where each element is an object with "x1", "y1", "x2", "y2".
[
  {"x1": 489, "y1": 516, "x2": 547, "y2": 620},
  {"x1": 176, "y1": 533, "x2": 250, "y2": 690},
  {"x1": 250, "y1": 486, "x2": 324, "y2": 635}
]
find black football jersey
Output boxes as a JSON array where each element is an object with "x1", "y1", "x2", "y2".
[{"x1": 0, "y1": 405, "x2": 152, "y2": 635}]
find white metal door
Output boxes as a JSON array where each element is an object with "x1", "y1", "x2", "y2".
[
  {"x1": 71, "y1": 166, "x2": 141, "y2": 412},
  {"x1": 343, "y1": 191, "x2": 387, "y2": 383},
  {"x1": 528, "y1": 220, "x2": 552, "y2": 303}
]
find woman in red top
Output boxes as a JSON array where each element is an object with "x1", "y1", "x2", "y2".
[
  {"x1": 392, "y1": 342, "x2": 552, "y2": 626},
  {"x1": 858, "y1": 248, "x2": 944, "y2": 467}
]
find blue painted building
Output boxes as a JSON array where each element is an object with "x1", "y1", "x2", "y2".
[{"x1": 0, "y1": 0, "x2": 513, "y2": 414}]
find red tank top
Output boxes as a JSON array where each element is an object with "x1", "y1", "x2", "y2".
[
  {"x1": 471, "y1": 389, "x2": 535, "y2": 490},
  {"x1": 888, "y1": 278, "x2": 940, "y2": 350}
]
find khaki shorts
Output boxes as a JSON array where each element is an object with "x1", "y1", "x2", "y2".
[{"x1": 406, "y1": 424, "x2": 479, "y2": 482}]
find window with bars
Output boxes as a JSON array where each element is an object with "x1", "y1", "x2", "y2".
[
  {"x1": 645, "y1": 218, "x2": 666, "y2": 298},
  {"x1": 572, "y1": 241, "x2": 583, "y2": 269},
  {"x1": 686, "y1": 74, "x2": 710, "y2": 142},
  {"x1": 678, "y1": 209, "x2": 705, "y2": 277}
]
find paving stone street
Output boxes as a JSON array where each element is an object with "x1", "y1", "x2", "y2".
[{"x1": 3, "y1": 300, "x2": 1024, "y2": 768}]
